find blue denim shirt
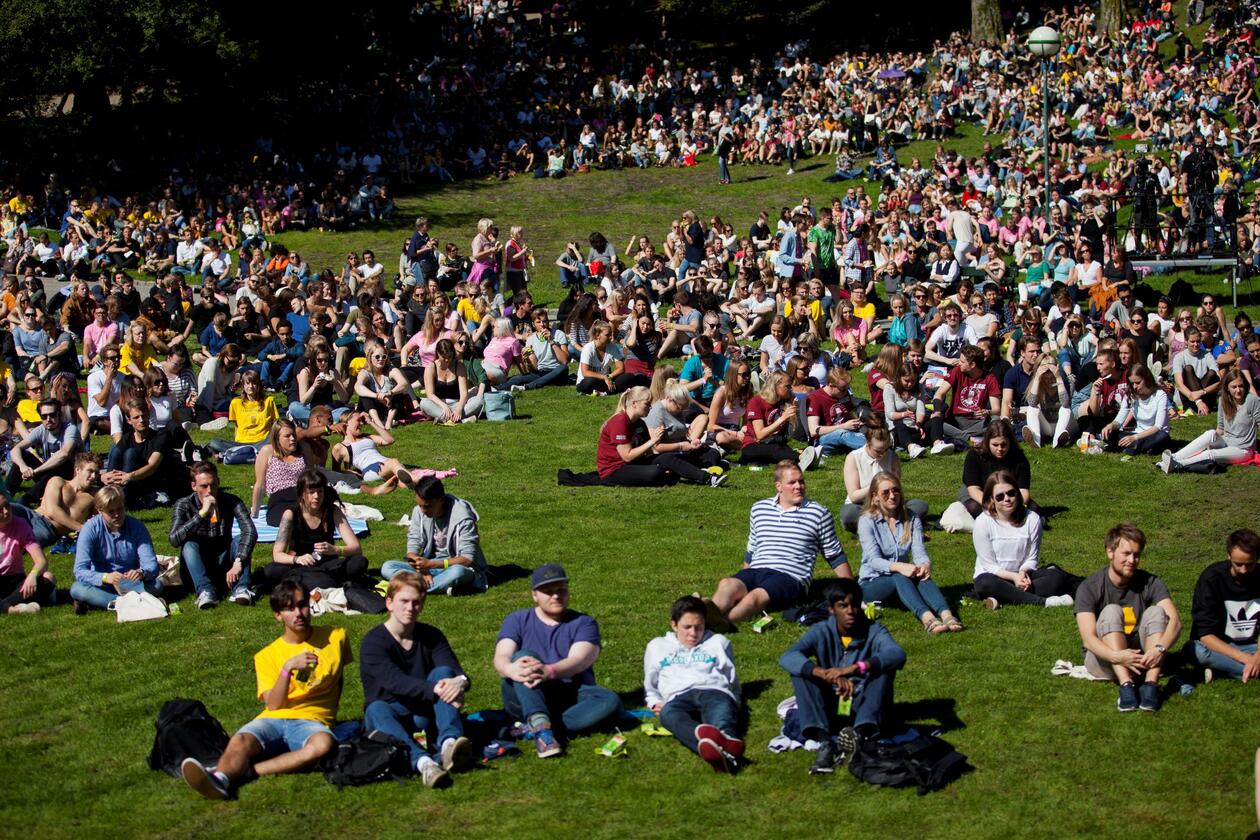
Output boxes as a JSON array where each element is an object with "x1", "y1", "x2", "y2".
[
  {"x1": 856, "y1": 512, "x2": 930, "y2": 583},
  {"x1": 73, "y1": 514, "x2": 158, "y2": 586}
]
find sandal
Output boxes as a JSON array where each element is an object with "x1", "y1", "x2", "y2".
[
  {"x1": 924, "y1": 618, "x2": 948, "y2": 635},
  {"x1": 944, "y1": 617, "x2": 965, "y2": 633}
]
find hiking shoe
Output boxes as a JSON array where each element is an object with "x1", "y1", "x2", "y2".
[
  {"x1": 230, "y1": 587, "x2": 254, "y2": 606},
  {"x1": 1116, "y1": 682, "x2": 1139, "y2": 712},
  {"x1": 906, "y1": 443, "x2": 925, "y2": 459},
  {"x1": 697, "y1": 737, "x2": 733, "y2": 773},
  {"x1": 696, "y1": 723, "x2": 744, "y2": 759},
  {"x1": 836, "y1": 726, "x2": 858, "y2": 763},
  {"x1": 709, "y1": 473, "x2": 729, "y2": 488},
  {"x1": 196, "y1": 590, "x2": 218, "y2": 610},
  {"x1": 418, "y1": 759, "x2": 452, "y2": 789},
  {"x1": 440, "y1": 736, "x2": 474, "y2": 772},
  {"x1": 182, "y1": 757, "x2": 230, "y2": 800},
  {"x1": 798, "y1": 445, "x2": 818, "y2": 472},
  {"x1": 930, "y1": 440, "x2": 952, "y2": 455},
  {"x1": 1138, "y1": 682, "x2": 1161, "y2": 712},
  {"x1": 808, "y1": 739, "x2": 843, "y2": 775},
  {"x1": 1158, "y1": 450, "x2": 1173, "y2": 474},
  {"x1": 533, "y1": 726, "x2": 562, "y2": 758}
]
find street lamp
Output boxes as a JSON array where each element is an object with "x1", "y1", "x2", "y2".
[{"x1": 1027, "y1": 25, "x2": 1061, "y2": 225}]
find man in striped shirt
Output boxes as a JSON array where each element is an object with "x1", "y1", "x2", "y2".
[{"x1": 705, "y1": 461, "x2": 851, "y2": 628}]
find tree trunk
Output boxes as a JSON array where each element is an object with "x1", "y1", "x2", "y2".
[
  {"x1": 1098, "y1": 0, "x2": 1125, "y2": 35},
  {"x1": 971, "y1": 0, "x2": 1004, "y2": 44}
]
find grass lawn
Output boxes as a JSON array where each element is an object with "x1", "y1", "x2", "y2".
[{"x1": 1, "y1": 127, "x2": 1257, "y2": 839}]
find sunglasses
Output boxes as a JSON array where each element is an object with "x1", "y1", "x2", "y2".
[
  {"x1": 992, "y1": 490, "x2": 1018, "y2": 503},
  {"x1": 39, "y1": 412, "x2": 58, "y2": 420}
]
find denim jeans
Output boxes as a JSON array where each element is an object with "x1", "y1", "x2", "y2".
[
  {"x1": 860, "y1": 573, "x2": 950, "y2": 619},
  {"x1": 181, "y1": 537, "x2": 251, "y2": 598},
  {"x1": 69, "y1": 577, "x2": 164, "y2": 610},
  {"x1": 237, "y1": 716, "x2": 332, "y2": 757},
  {"x1": 363, "y1": 665, "x2": 465, "y2": 767},
  {"x1": 717, "y1": 155, "x2": 731, "y2": 182},
  {"x1": 1194, "y1": 640, "x2": 1257, "y2": 679},
  {"x1": 380, "y1": 559, "x2": 476, "y2": 594},
  {"x1": 816, "y1": 428, "x2": 867, "y2": 455},
  {"x1": 10, "y1": 502, "x2": 58, "y2": 547},
  {"x1": 261, "y1": 359, "x2": 296, "y2": 389},
  {"x1": 499, "y1": 650, "x2": 621, "y2": 734},
  {"x1": 659, "y1": 688, "x2": 739, "y2": 755},
  {"x1": 288, "y1": 403, "x2": 351, "y2": 423},
  {"x1": 790, "y1": 669, "x2": 895, "y2": 738}
]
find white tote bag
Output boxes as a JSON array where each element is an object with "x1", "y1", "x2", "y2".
[{"x1": 110, "y1": 590, "x2": 169, "y2": 623}]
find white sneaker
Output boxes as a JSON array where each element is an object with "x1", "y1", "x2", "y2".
[
  {"x1": 199, "y1": 417, "x2": 230, "y2": 431},
  {"x1": 8, "y1": 602, "x2": 39, "y2": 614},
  {"x1": 440, "y1": 736, "x2": 475, "y2": 772},
  {"x1": 1158, "y1": 450, "x2": 1172, "y2": 474},
  {"x1": 230, "y1": 587, "x2": 254, "y2": 606},
  {"x1": 798, "y1": 445, "x2": 818, "y2": 472},
  {"x1": 930, "y1": 440, "x2": 952, "y2": 455},
  {"x1": 786, "y1": 168, "x2": 795, "y2": 175},
  {"x1": 509, "y1": 385, "x2": 526, "y2": 393},
  {"x1": 333, "y1": 481, "x2": 363, "y2": 495},
  {"x1": 418, "y1": 757, "x2": 451, "y2": 789},
  {"x1": 907, "y1": 443, "x2": 925, "y2": 460},
  {"x1": 1044, "y1": 594, "x2": 1074, "y2": 608},
  {"x1": 196, "y1": 590, "x2": 218, "y2": 610},
  {"x1": 710, "y1": 473, "x2": 729, "y2": 488}
]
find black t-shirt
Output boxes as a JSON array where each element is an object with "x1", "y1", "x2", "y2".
[
  {"x1": 190, "y1": 301, "x2": 229, "y2": 334},
  {"x1": 749, "y1": 221, "x2": 771, "y2": 246},
  {"x1": 684, "y1": 222, "x2": 706, "y2": 264},
  {"x1": 1191, "y1": 562, "x2": 1260, "y2": 643},
  {"x1": 1121, "y1": 327, "x2": 1158, "y2": 360},
  {"x1": 962, "y1": 446, "x2": 1031, "y2": 490},
  {"x1": 117, "y1": 289, "x2": 142, "y2": 318}
]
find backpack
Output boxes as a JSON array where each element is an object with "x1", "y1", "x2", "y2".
[
  {"x1": 848, "y1": 729, "x2": 968, "y2": 795},
  {"x1": 321, "y1": 730, "x2": 415, "y2": 788},
  {"x1": 146, "y1": 698, "x2": 231, "y2": 778}
]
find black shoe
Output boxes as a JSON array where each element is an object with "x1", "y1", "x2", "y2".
[
  {"x1": 809, "y1": 740, "x2": 842, "y2": 775},
  {"x1": 1138, "y1": 682, "x2": 1161, "y2": 712},
  {"x1": 1116, "y1": 681, "x2": 1139, "y2": 712}
]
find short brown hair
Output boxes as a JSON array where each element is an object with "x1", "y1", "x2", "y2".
[
  {"x1": 1105, "y1": 523, "x2": 1146, "y2": 552},
  {"x1": 387, "y1": 571, "x2": 427, "y2": 600}
]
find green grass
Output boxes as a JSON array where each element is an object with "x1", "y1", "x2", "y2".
[{"x1": 1, "y1": 126, "x2": 1258, "y2": 839}]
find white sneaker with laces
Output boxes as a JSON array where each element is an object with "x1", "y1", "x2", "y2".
[
  {"x1": 798, "y1": 446, "x2": 818, "y2": 471},
  {"x1": 930, "y1": 440, "x2": 952, "y2": 455},
  {"x1": 907, "y1": 443, "x2": 925, "y2": 460},
  {"x1": 196, "y1": 590, "x2": 218, "y2": 610}
]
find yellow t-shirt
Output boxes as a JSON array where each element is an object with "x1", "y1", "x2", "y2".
[
  {"x1": 16, "y1": 397, "x2": 39, "y2": 424},
  {"x1": 456, "y1": 297, "x2": 479, "y2": 324},
  {"x1": 120, "y1": 342, "x2": 154, "y2": 372},
  {"x1": 230, "y1": 396, "x2": 278, "y2": 444},
  {"x1": 254, "y1": 626, "x2": 349, "y2": 726},
  {"x1": 852, "y1": 302, "x2": 876, "y2": 323}
]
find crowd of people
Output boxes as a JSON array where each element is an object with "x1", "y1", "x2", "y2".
[{"x1": 0, "y1": 0, "x2": 1256, "y2": 817}]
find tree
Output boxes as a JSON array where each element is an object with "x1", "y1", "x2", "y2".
[
  {"x1": 971, "y1": 0, "x2": 1004, "y2": 44},
  {"x1": 1098, "y1": 0, "x2": 1126, "y2": 35}
]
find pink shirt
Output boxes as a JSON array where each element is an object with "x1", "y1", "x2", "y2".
[
  {"x1": 0, "y1": 516, "x2": 37, "y2": 577},
  {"x1": 483, "y1": 336, "x2": 521, "y2": 373},
  {"x1": 84, "y1": 321, "x2": 118, "y2": 357}
]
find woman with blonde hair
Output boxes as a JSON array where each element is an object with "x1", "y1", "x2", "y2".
[
  {"x1": 644, "y1": 379, "x2": 729, "y2": 487},
  {"x1": 739, "y1": 371, "x2": 811, "y2": 467},
  {"x1": 1022, "y1": 352, "x2": 1076, "y2": 448},
  {"x1": 595, "y1": 386, "x2": 671, "y2": 486},
  {"x1": 469, "y1": 217, "x2": 501, "y2": 289}
]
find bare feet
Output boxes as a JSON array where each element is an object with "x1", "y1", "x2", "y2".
[{"x1": 365, "y1": 475, "x2": 400, "y2": 495}]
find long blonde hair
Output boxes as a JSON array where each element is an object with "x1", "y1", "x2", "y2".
[{"x1": 862, "y1": 472, "x2": 912, "y2": 545}]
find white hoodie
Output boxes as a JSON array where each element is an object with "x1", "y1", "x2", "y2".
[{"x1": 643, "y1": 630, "x2": 740, "y2": 709}]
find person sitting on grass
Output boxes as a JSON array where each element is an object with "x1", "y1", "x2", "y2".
[
  {"x1": 328, "y1": 411, "x2": 406, "y2": 492},
  {"x1": 705, "y1": 460, "x2": 851, "y2": 628},
  {"x1": 1073, "y1": 523, "x2": 1182, "y2": 713},
  {"x1": 778, "y1": 577, "x2": 906, "y2": 775},
  {"x1": 102, "y1": 398, "x2": 180, "y2": 508},
  {"x1": 971, "y1": 471, "x2": 1080, "y2": 609},
  {"x1": 360, "y1": 571, "x2": 476, "y2": 789},
  {"x1": 1191, "y1": 528, "x2": 1260, "y2": 683},
  {"x1": 69, "y1": 486, "x2": 162, "y2": 612},
  {"x1": 678, "y1": 334, "x2": 728, "y2": 411},
  {"x1": 204, "y1": 370, "x2": 279, "y2": 465},
  {"x1": 6, "y1": 397, "x2": 80, "y2": 504},
  {"x1": 1100, "y1": 363, "x2": 1170, "y2": 455},
  {"x1": 265, "y1": 469, "x2": 366, "y2": 590},
  {"x1": 503, "y1": 308, "x2": 572, "y2": 392},
  {"x1": 954, "y1": 420, "x2": 1038, "y2": 525},
  {"x1": 575, "y1": 320, "x2": 626, "y2": 396},
  {"x1": 0, "y1": 493, "x2": 55, "y2": 614},
  {"x1": 838, "y1": 423, "x2": 929, "y2": 533},
  {"x1": 643, "y1": 594, "x2": 744, "y2": 774},
  {"x1": 169, "y1": 461, "x2": 258, "y2": 610},
  {"x1": 929, "y1": 345, "x2": 1000, "y2": 452},
  {"x1": 1172, "y1": 326, "x2": 1221, "y2": 415},
  {"x1": 29, "y1": 451, "x2": 100, "y2": 547},
  {"x1": 180, "y1": 579, "x2": 348, "y2": 800},
  {"x1": 738, "y1": 371, "x2": 817, "y2": 470},
  {"x1": 594, "y1": 386, "x2": 672, "y2": 487},
  {"x1": 379, "y1": 477, "x2": 489, "y2": 595},
  {"x1": 493, "y1": 563, "x2": 622, "y2": 759},
  {"x1": 857, "y1": 472, "x2": 963, "y2": 634},
  {"x1": 806, "y1": 366, "x2": 866, "y2": 459},
  {"x1": 644, "y1": 379, "x2": 730, "y2": 488},
  {"x1": 1162, "y1": 369, "x2": 1260, "y2": 473}
]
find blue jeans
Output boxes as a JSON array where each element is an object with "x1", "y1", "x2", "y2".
[
  {"x1": 790, "y1": 669, "x2": 895, "y2": 738},
  {"x1": 659, "y1": 688, "x2": 739, "y2": 755},
  {"x1": 380, "y1": 560, "x2": 477, "y2": 594},
  {"x1": 261, "y1": 359, "x2": 296, "y2": 389},
  {"x1": 860, "y1": 573, "x2": 950, "y2": 620},
  {"x1": 816, "y1": 428, "x2": 867, "y2": 455},
  {"x1": 502, "y1": 365, "x2": 570, "y2": 390},
  {"x1": 499, "y1": 650, "x2": 621, "y2": 735},
  {"x1": 1194, "y1": 640, "x2": 1257, "y2": 680},
  {"x1": 717, "y1": 155, "x2": 731, "y2": 182},
  {"x1": 237, "y1": 716, "x2": 332, "y2": 757},
  {"x1": 288, "y1": 403, "x2": 351, "y2": 423},
  {"x1": 181, "y1": 538, "x2": 251, "y2": 598},
  {"x1": 363, "y1": 665, "x2": 465, "y2": 767},
  {"x1": 10, "y1": 502, "x2": 57, "y2": 547},
  {"x1": 69, "y1": 577, "x2": 164, "y2": 610}
]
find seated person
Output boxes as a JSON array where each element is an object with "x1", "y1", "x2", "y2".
[
  {"x1": 806, "y1": 367, "x2": 866, "y2": 458},
  {"x1": 1101, "y1": 364, "x2": 1170, "y2": 455},
  {"x1": 181, "y1": 580, "x2": 346, "y2": 800},
  {"x1": 0, "y1": 494, "x2": 55, "y2": 614},
  {"x1": 858, "y1": 472, "x2": 963, "y2": 634},
  {"x1": 1164, "y1": 369, "x2": 1260, "y2": 473},
  {"x1": 360, "y1": 571, "x2": 475, "y2": 789},
  {"x1": 102, "y1": 398, "x2": 181, "y2": 507},
  {"x1": 1172, "y1": 326, "x2": 1221, "y2": 415},
  {"x1": 678, "y1": 334, "x2": 728, "y2": 410},
  {"x1": 644, "y1": 380, "x2": 729, "y2": 487},
  {"x1": 956, "y1": 421, "x2": 1037, "y2": 523},
  {"x1": 204, "y1": 370, "x2": 279, "y2": 465},
  {"x1": 25, "y1": 451, "x2": 101, "y2": 547},
  {"x1": 169, "y1": 462, "x2": 258, "y2": 609},
  {"x1": 380, "y1": 477, "x2": 489, "y2": 595},
  {"x1": 971, "y1": 471, "x2": 1080, "y2": 609},
  {"x1": 1074, "y1": 347, "x2": 1125, "y2": 438},
  {"x1": 6, "y1": 397, "x2": 80, "y2": 504},
  {"x1": 778, "y1": 578, "x2": 906, "y2": 775},
  {"x1": 493, "y1": 564, "x2": 622, "y2": 758},
  {"x1": 839, "y1": 424, "x2": 928, "y2": 532},
  {"x1": 929, "y1": 345, "x2": 999, "y2": 450},
  {"x1": 738, "y1": 372, "x2": 813, "y2": 469},
  {"x1": 503, "y1": 308, "x2": 572, "y2": 391},
  {"x1": 70, "y1": 486, "x2": 162, "y2": 612},
  {"x1": 1074, "y1": 523, "x2": 1182, "y2": 712},
  {"x1": 1191, "y1": 528, "x2": 1260, "y2": 683},
  {"x1": 265, "y1": 469, "x2": 366, "y2": 589},
  {"x1": 594, "y1": 386, "x2": 672, "y2": 487},
  {"x1": 643, "y1": 595, "x2": 744, "y2": 773},
  {"x1": 329, "y1": 411, "x2": 407, "y2": 491},
  {"x1": 705, "y1": 461, "x2": 851, "y2": 627}
]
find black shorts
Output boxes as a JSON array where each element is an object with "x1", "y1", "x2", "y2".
[{"x1": 733, "y1": 567, "x2": 806, "y2": 611}]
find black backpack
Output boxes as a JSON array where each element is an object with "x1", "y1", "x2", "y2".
[
  {"x1": 321, "y1": 730, "x2": 414, "y2": 788},
  {"x1": 848, "y1": 730, "x2": 968, "y2": 795},
  {"x1": 146, "y1": 698, "x2": 231, "y2": 778}
]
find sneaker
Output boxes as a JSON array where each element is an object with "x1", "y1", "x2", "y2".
[
  {"x1": 440, "y1": 736, "x2": 475, "y2": 772},
  {"x1": 230, "y1": 587, "x2": 254, "y2": 607},
  {"x1": 697, "y1": 737, "x2": 733, "y2": 773},
  {"x1": 200, "y1": 416, "x2": 230, "y2": 431},
  {"x1": 533, "y1": 726, "x2": 562, "y2": 758},
  {"x1": 1203, "y1": 667, "x2": 1214, "y2": 684},
  {"x1": 1116, "y1": 681, "x2": 1139, "y2": 712},
  {"x1": 836, "y1": 726, "x2": 858, "y2": 762},
  {"x1": 1054, "y1": 431, "x2": 1070, "y2": 448},
  {"x1": 981, "y1": 596, "x2": 1001, "y2": 611},
  {"x1": 1158, "y1": 450, "x2": 1173, "y2": 474},
  {"x1": 509, "y1": 385, "x2": 526, "y2": 393},
  {"x1": 808, "y1": 736, "x2": 846, "y2": 775},
  {"x1": 1043, "y1": 594, "x2": 1074, "y2": 608},
  {"x1": 709, "y1": 473, "x2": 729, "y2": 488},
  {"x1": 930, "y1": 440, "x2": 952, "y2": 455},
  {"x1": 786, "y1": 168, "x2": 795, "y2": 175},
  {"x1": 396, "y1": 468, "x2": 415, "y2": 489},
  {"x1": 798, "y1": 445, "x2": 818, "y2": 472},
  {"x1": 1138, "y1": 682, "x2": 1161, "y2": 712},
  {"x1": 1021, "y1": 426, "x2": 1039, "y2": 448},
  {"x1": 418, "y1": 758, "x2": 452, "y2": 789},
  {"x1": 906, "y1": 443, "x2": 925, "y2": 460},
  {"x1": 8, "y1": 602, "x2": 39, "y2": 614},
  {"x1": 196, "y1": 590, "x2": 218, "y2": 610},
  {"x1": 696, "y1": 723, "x2": 745, "y2": 759},
  {"x1": 181, "y1": 757, "x2": 230, "y2": 800}
]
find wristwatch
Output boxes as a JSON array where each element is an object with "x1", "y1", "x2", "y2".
[{"x1": 1155, "y1": 644, "x2": 1167, "y2": 654}]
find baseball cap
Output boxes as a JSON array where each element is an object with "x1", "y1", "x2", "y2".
[{"x1": 531, "y1": 563, "x2": 568, "y2": 590}]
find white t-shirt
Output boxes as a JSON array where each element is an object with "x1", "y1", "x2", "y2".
[
  {"x1": 86, "y1": 368, "x2": 122, "y2": 419},
  {"x1": 577, "y1": 343, "x2": 623, "y2": 385}
]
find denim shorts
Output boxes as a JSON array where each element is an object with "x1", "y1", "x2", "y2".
[
  {"x1": 733, "y1": 567, "x2": 806, "y2": 611},
  {"x1": 238, "y1": 716, "x2": 332, "y2": 756}
]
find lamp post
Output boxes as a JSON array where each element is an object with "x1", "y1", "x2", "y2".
[{"x1": 1027, "y1": 26, "x2": 1061, "y2": 225}]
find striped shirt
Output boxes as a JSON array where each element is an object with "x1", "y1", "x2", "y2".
[{"x1": 746, "y1": 496, "x2": 847, "y2": 585}]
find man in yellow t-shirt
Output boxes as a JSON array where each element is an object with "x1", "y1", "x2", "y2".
[{"x1": 181, "y1": 579, "x2": 350, "y2": 799}]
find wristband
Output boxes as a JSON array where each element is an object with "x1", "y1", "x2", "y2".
[
  {"x1": 280, "y1": 669, "x2": 292, "y2": 680},
  {"x1": 546, "y1": 664, "x2": 557, "y2": 681},
  {"x1": 443, "y1": 558, "x2": 450, "y2": 570},
  {"x1": 855, "y1": 660, "x2": 869, "y2": 675}
]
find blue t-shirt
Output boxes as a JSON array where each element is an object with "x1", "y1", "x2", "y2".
[
  {"x1": 286, "y1": 312, "x2": 311, "y2": 345},
  {"x1": 1002, "y1": 363, "x2": 1033, "y2": 400},
  {"x1": 497, "y1": 607, "x2": 601, "y2": 685},
  {"x1": 679, "y1": 352, "x2": 729, "y2": 401}
]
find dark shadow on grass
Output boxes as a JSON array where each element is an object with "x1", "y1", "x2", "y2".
[
  {"x1": 1037, "y1": 504, "x2": 1070, "y2": 522},
  {"x1": 741, "y1": 678, "x2": 773, "y2": 703},
  {"x1": 889, "y1": 697, "x2": 966, "y2": 734},
  {"x1": 735, "y1": 174, "x2": 773, "y2": 183},
  {"x1": 487, "y1": 563, "x2": 531, "y2": 587}
]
